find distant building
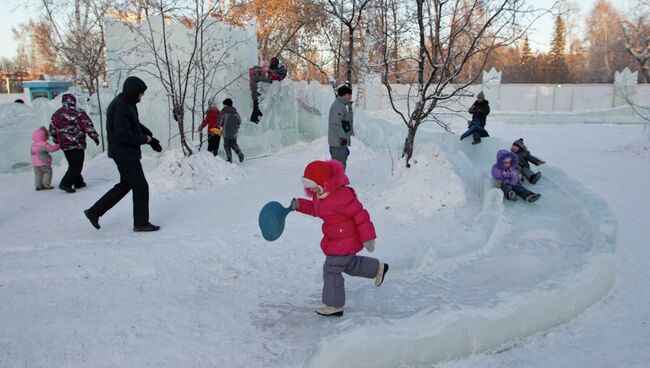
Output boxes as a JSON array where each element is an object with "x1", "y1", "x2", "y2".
[{"x1": 22, "y1": 81, "x2": 73, "y2": 101}]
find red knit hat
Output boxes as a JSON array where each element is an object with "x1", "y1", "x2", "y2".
[{"x1": 302, "y1": 161, "x2": 332, "y2": 188}]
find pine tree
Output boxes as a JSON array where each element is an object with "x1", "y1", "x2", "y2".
[
  {"x1": 521, "y1": 36, "x2": 533, "y2": 65},
  {"x1": 549, "y1": 15, "x2": 568, "y2": 83}
]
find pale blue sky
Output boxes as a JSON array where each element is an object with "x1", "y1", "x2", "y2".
[{"x1": 0, "y1": 0, "x2": 601, "y2": 59}]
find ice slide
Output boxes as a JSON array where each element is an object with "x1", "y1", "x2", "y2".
[
  {"x1": 302, "y1": 124, "x2": 617, "y2": 367},
  {"x1": 245, "y1": 83, "x2": 616, "y2": 366}
]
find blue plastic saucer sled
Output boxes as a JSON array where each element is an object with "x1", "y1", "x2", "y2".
[{"x1": 259, "y1": 201, "x2": 293, "y2": 241}]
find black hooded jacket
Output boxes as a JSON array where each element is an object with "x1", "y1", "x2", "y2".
[
  {"x1": 468, "y1": 99, "x2": 490, "y2": 127},
  {"x1": 106, "y1": 76, "x2": 154, "y2": 160}
]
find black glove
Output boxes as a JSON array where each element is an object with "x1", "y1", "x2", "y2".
[
  {"x1": 92, "y1": 137, "x2": 100, "y2": 146},
  {"x1": 149, "y1": 137, "x2": 163, "y2": 152},
  {"x1": 340, "y1": 138, "x2": 348, "y2": 146}
]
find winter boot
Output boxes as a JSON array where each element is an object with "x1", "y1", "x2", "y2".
[
  {"x1": 471, "y1": 140, "x2": 481, "y2": 145},
  {"x1": 84, "y1": 209, "x2": 100, "y2": 230},
  {"x1": 59, "y1": 185, "x2": 76, "y2": 193},
  {"x1": 134, "y1": 223, "x2": 161, "y2": 232},
  {"x1": 43, "y1": 186, "x2": 54, "y2": 190},
  {"x1": 237, "y1": 151, "x2": 245, "y2": 163},
  {"x1": 35, "y1": 187, "x2": 44, "y2": 191},
  {"x1": 315, "y1": 306, "x2": 344, "y2": 317},
  {"x1": 526, "y1": 193, "x2": 541, "y2": 203},
  {"x1": 74, "y1": 182, "x2": 87, "y2": 189},
  {"x1": 530, "y1": 172, "x2": 542, "y2": 184},
  {"x1": 507, "y1": 191, "x2": 517, "y2": 201},
  {"x1": 375, "y1": 262, "x2": 389, "y2": 287}
]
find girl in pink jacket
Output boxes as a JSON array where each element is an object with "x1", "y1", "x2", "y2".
[
  {"x1": 291, "y1": 160, "x2": 389, "y2": 316},
  {"x1": 31, "y1": 127, "x2": 60, "y2": 190}
]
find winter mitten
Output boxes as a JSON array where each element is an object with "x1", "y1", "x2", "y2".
[
  {"x1": 494, "y1": 180, "x2": 502, "y2": 188},
  {"x1": 340, "y1": 138, "x2": 348, "y2": 146},
  {"x1": 290, "y1": 198, "x2": 299, "y2": 211},
  {"x1": 92, "y1": 137, "x2": 100, "y2": 146},
  {"x1": 364, "y1": 239, "x2": 375, "y2": 252},
  {"x1": 149, "y1": 137, "x2": 163, "y2": 152},
  {"x1": 538, "y1": 160, "x2": 546, "y2": 165}
]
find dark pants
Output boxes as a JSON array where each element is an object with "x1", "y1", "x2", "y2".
[
  {"x1": 88, "y1": 159, "x2": 149, "y2": 227},
  {"x1": 207, "y1": 135, "x2": 221, "y2": 156},
  {"x1": 520, "y1": 167, "x2": 536, "y2": 182},
  {"x1": 330, "y1": 146, "x2": 349, "y2": 169},
  {"x1": 251, "y1": 98, "x2": 262, "y2": 123},
  {"x1": 224, "y1": 137, "x2": 242, "y2": 162},
  {"x1": 60, "y1": 149, "x2": 85, "y2": 189},
  {"x1": 501, "y1": 183, "x2": 534, "y2": 200}
]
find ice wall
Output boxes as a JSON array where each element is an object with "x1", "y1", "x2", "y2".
[{"x1": 104, "y1": 16, "x2": 258, "y2": 150}]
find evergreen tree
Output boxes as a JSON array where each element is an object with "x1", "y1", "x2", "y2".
[
  {"x1": 549, "y1": 15, "x2": 568, "y2": 82},
  {"x1": 521, "y1": 36, "x2": 533, "y2": 65}
]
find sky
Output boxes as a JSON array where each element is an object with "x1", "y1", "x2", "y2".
[{"x1": 0, "y1": 0, "x2": 602, "y2": 60}]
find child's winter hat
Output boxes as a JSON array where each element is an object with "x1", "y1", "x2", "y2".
[
  {"x1": 301, "y1": 160, "x2": 333, "y2": 188},
  {"x1": 512, "y1": 138, "x2": 526, "y2": 150}
]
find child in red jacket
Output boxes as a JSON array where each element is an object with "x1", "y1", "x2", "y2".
[{"x1": 291, "y1": 160, "x2": 389, "y2": 316}]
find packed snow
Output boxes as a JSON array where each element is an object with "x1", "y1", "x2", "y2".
[{"x1": 0, "y1": 83, "x2": 635, "y2": 366}]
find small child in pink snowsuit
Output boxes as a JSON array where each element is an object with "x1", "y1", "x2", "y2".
[
  {"x1": 291, "y1": 160, "x2": 389, "y2": 317},
  {"x1": 31, "y1": 127, "x2": 60, "y2": 190}
]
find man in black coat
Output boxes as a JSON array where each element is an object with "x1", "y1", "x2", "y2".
[
  {"x1": 468, "y1": 91, "x2": 490, "y2": 144},
  {"x1": 84, "y1": 76, "x2": 163, "y2": 232}
]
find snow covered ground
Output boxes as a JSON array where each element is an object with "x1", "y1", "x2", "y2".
[
  {"x1": 2, "y1": 115, "x2": 646, "y2": 367},
  {"x1": 437, "y1": 122, "x2": 650, "y2": 368}
]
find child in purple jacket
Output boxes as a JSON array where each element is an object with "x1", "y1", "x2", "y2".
[{"x1": 491, "y1": 150, "x2": 541, "y2": 202}]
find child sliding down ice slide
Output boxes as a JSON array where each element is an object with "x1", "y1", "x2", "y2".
[
  {"x1": 290, "y1": 160, "x2": 389, "y2": 317},
  {"x1": 511, "y1": 138, "x2": 546, "y2": 184},
  {"x1": 491, "y1": 150, "x2": 541, "y2": 203}
]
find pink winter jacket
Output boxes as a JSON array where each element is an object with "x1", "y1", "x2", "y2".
[
  {"x1": 297, "y1": 161, "x2": 377, "y2": 256},
  {"x1": 31, "y1": 128, "x2": 60, "y2": 167}
]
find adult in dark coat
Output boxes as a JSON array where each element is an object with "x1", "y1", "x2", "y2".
[
  {"x1": 84, "y1": 76, "x2": 162, "y2": 232},
  {"x1": 461, "y1": 92, "x2": 490, "y2": 145},
  {"x1": 511, "y1": 138, "x2": 545, "y2": 184}
]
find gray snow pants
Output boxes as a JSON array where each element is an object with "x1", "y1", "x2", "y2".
[
  {"x1": 330, "y1": 146, "x2": 348, "y2": 169},
  {"x1": 323, "y1": 255, "x2": 379, "y2": 308},
  {"x1": 34, "y1": 166, "x2": 53, "y2": 188}
]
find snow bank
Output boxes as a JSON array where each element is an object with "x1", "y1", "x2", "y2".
[
  {"x1": 367, "y1": 143, "x2": 465, "y2": 218},
  {"x1": 148, "y1": 149, "x2": 241, "y2": 191}
]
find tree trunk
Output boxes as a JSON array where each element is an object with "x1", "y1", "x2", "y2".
[
  {"x1": 347, "y1": 24, "x2": 354, "y2": 85},
  {"x1": 94, "y1": 77, "x2": 105, "y2": 152},
  {"x1": 402, "y1": 124, "x2": 418, "y2": 168}
]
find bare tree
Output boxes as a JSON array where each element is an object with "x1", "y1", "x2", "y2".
[
  {"x1": 112, "y1": 0, "x2": 252, "y2": 156},
  {"x1": 38, "y1": 0, "x2": 110, "y2": 150},
  {"x1": 380, "y1": 0, "x2": 551, "y2": 167},
  {"x1": 323, "y1": 0, "x2": 373, "y2": 86},
  {"x1": 622, "y1": 1, "x2": 650, "y2": 83}
]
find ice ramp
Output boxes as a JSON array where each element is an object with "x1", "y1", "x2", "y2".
[{"x1": 307, "y1": 131, "x2": 616, "y2": 367}]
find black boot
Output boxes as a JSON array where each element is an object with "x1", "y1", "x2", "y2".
[
  {"x1": 84, "y1": 209, "x2": 100, "y2": 229},
  {"x1": 530, "y1": 172, "x2": 542, "y2": 184},
  {"x1": 526, "y1": 193, "x2": 541, "y2": 202},
  {"x1": 59, "y1": 185, "x2": 76, "y2": 193},
  {"x1": 134, "y1": 223, "x2": 161, "y2": 232}
]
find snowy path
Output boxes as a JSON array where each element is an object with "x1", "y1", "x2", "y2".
[{"x1": 0, "y1": 128, "x2": 620, "y2": 367}]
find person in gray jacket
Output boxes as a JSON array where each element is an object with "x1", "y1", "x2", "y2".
[
  {"x1": 329, "y1": 85, "x2": 354, "y2": 169},
  {"x1": 219, "y1": 98, "x2": 245, "y2": 163}
]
